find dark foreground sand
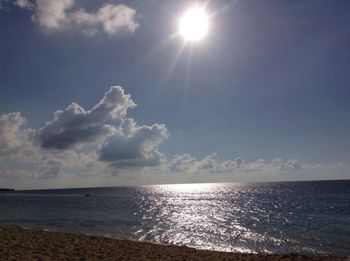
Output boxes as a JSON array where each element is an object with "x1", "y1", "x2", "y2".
[{"x1": 0, "y1": 227, "x2": 348, "y2": 261}]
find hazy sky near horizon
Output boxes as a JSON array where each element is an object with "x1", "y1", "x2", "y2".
[{"x1": 0, "y1": 0, "x2": 349, "y2": 189}]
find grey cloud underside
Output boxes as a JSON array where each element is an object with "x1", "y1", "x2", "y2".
[
  {"x1": 37, "y1": 86, "x2": 135, "y2": 150},
  {"x1": 39, "y1": 124, "x2": 111, "y2": 150}
]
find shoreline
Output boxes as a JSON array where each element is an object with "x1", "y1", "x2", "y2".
[{"x1": 0, "y1": 226, "x2": 348, "y2": 260}]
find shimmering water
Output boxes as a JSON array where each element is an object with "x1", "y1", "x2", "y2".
[{"x1": 0, "y1": 180, "x2": 349, "y2": 256}]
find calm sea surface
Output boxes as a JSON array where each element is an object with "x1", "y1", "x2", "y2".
[{"x1": 0, "y1": 180, "x2": 349, "y2": 256}]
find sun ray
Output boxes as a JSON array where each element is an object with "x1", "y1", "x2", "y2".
[{"x1": 158, "y1": 41, "x2": 187, "y2": 88}]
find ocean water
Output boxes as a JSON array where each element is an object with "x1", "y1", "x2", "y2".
[{"x1": 0, "y1": 180, "x2": 349, "y2": 256}]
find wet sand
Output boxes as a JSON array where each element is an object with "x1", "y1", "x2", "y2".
[{"x1": 0, "y1": 226, "x2": 348, "y2": 260}]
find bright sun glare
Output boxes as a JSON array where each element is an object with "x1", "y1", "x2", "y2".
[{"x1": 179, "y1": 7, "x2": 209, "y2": 42}]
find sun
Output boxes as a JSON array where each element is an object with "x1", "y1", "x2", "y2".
[{"x1": 179, "y1": 7, "x2": 209, "y2": 42}]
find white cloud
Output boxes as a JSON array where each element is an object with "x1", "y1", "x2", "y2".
[
  {"x1": 170, "y1": 154, "x2": 241, "y2": 174},
  {"x1": 70, "y1": 4, "x2": 138, "y2": 36},
  {"x1": 0, "y1": 112, "x2": 32, "y2": 157},
  {"x1": 280, "y1": 159, "x2": 303, "y2": 171},
  {"x1": 4, "y1": 0, "x2": 138, "y2": 36},
  {"x1": 99, "y1": 118, "x2": 168, "y2": 168},
  {"x1": 0, "y1": 85, "x2": 167, "y2": 180},
  {"x1": 29, "y1": 0, "x2": 138, "y2": 35},
  {"x1": 169, "y1": 154, "x2": 197, "y2": 172},
  {"x1": 34, "y1": 0, "x2": 73, "y2": 30},
  {"x1": 244, "y1": 159, "x2": 267, "y2": 172},
  {"x1": 198, "y1": 153, "x2": 220, "y2": 171},
  {"x1": 167, "y1": 155, "x2": 304, "y2": 175},
  {"x1": 15, "y1": 0, "x2": 33, "y2": 9}
]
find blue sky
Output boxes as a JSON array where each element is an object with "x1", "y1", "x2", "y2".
[{"x1": 0, "y1": 0, "x2": 349, "y2": 189}]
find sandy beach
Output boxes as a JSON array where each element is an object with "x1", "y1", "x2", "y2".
[{"x1": 0, "y1": 226, "x2": 348, "y2": 261}]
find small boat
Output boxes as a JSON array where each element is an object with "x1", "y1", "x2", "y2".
[{"x1": 84, "y1": 193, "x2": 92, "y2": 197}]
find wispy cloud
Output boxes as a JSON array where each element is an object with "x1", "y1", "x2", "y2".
[
  {"x1": 4, "y1": 0, "x2": 138, "y2": 36},
  {"x1": 14, "y1": 0, "x2": 33, "y2": 9}
]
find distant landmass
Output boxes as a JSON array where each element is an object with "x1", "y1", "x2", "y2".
[{"x1": 0, "y1": 188, "x2": 15, "y2": 192}]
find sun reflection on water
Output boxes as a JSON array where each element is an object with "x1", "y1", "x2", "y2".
[
  {"x1": 128, "y1": 182, "x2": 346, "y2": 254},
  {"x1": 158, "y1": 182, "x2": 221, "y2": 193},
  {"x1": 135, "y1": 183, "x2": 275, "y2": 253}
]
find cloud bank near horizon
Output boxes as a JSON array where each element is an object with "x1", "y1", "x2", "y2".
[{"x1": 0, "y1": 84, "x2": 341, "y2": 186}]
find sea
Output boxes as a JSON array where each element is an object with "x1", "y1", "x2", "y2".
[{"x1": 0, "y1": 180, "x2": 349, "y2": 256}]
